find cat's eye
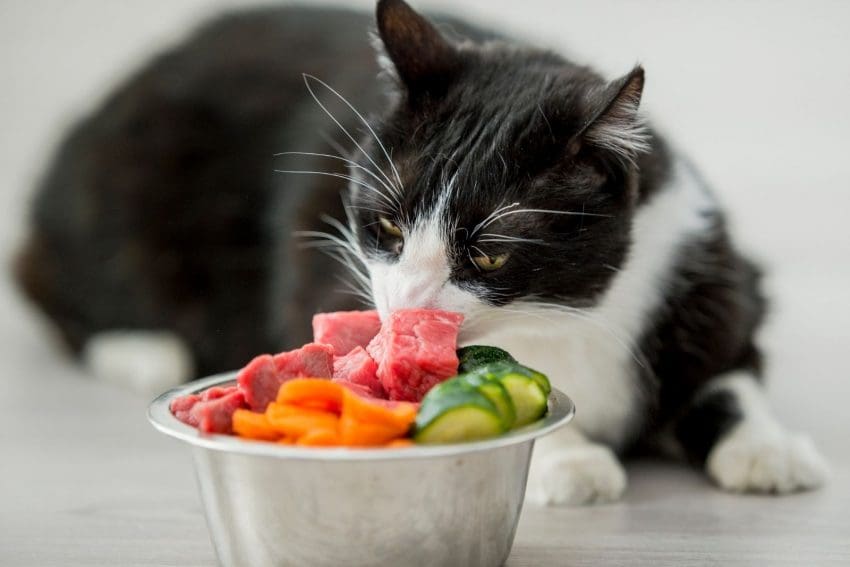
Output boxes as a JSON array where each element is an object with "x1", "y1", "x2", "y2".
[
  {"x1": 472, "y1": 252, "x2": 509, "y2": 272},
  {"x1": 378, "y1": 216, "x2": 403, "y2": 238}
]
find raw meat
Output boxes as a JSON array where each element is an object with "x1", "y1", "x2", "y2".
[
  {"x1": 193, "y1": 389, "x2": 245, "y2": 434},
  {"x1": 332, "y1": 346, "x2": 383, "y2": 398},
  {"x1": 238, "y1": 343, "x2": 334, "y2": 411},
  {"x1": 171, "y1": 387, "x2": 245, "y2": 434},
  {"x1": 170, "y1": 394, "x2": 201, "y2": 427},
  {"x1": 366, "y1": 309, "x2": 464, "y2": 402},
  {"x1": 312, "y1": 310, "x2": 382, "y2": 355}
]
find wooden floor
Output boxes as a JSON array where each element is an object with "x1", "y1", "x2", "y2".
[{"x1": 1, "y1": 355, "x2": 847, "y2": 567}]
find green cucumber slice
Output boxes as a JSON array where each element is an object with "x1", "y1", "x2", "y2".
[
  {"x1": 414, "y1": 406, "x2": 505, "y2": 444},
  {"x1": 457, "y1": 372, "x2": 516, "y2": 429},
  {"x1": 414, "y1": 382, "x2": 505, "y2": 444},
  {"x1": 457, "y1": 345, "x2": 516, "y2": 373},
  {"x1": 499, "y1": 374, "x2": 548, "y2": 426},
  {"x1": 472, "y1": 362, "x2": 550, "y2": 427}
]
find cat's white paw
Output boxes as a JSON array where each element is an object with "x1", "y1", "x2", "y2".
[
  {"x1": 527, "y1": 444, "x2": 627, "y2": 506},
  {"x1": 84, "y1": 330, "x2": 194, "y2": 395},
  {"x1": 707, "y1": 425, "x2": 830, "y2": 494}
]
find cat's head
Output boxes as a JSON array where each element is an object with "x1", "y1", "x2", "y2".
[{"x1": 348, "y1": 0, "x2": 649, "y2": 336}]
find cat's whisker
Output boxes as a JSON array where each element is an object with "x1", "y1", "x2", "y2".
[
  {"x1": 460, "y1": 299, "x2": 645, "y2": 368},
  {"x1": 476, "y1": 233, "x2": 546, "y2": 245},
  {"x1": 274, "y1": 169, "x2": 398, "y2": 210},
  {"x1": 274, "y1": 151, "x2": 399, "y2": 199},
  {"x1": 293, "y1": 231, "x2": 351, "y2": 249},
  {"x1": 303, "y1": 74, "x2": 404, "y2": 197},
  {"x1": 333, "y1": 274, "x2": 374, "y2": 307},
  {"x1": 469, "y1": 245, "x2": 489, "y2": 259},
  {"x1": 476, "y1": 207, "x2": 612, "y2": 236},
  {"x1": 507, "y1": 301, "x2": 647, "y2": 368},
  {"x1": 345, "y1": 204, "x2": 392, "y2": 217},
  {"x1": 293, "y1": 218, "x2": 372, "y2": 301},
  {"x1": 471, "y1": 201, "x2": 520, "y2": 237},
  {"x1": 317, "y1": 130, "x2": 350, "y2": 158}
]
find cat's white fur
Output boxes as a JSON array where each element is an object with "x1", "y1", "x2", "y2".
[
  {"x1": 704, "y1": 372, "x2": 829, "y2": 493},
  {"x1": 367, "y1": 155, "x2": 827, "y2": 505},
  {"x1": 84, "y1": 330, "x2": 193, "y2": 395}
]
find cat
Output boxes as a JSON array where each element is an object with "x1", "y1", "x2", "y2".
[{"x1": 14, "y1": 0, "x2": 828, "y2": 505}]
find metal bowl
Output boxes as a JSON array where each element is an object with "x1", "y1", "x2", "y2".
[{"x1": 148, "y1": 372, "x2": 574, "y2": 567}]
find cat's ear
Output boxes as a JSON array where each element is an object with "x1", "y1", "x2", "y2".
[
  {"x1": 576, "y1": 66, "x2": 649, "y2": 165},
  {"x1": 374, "y1": 0, "x2": 460, "y2": 95}
]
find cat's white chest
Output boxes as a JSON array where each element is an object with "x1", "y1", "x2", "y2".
[
  {"x1": 467, "y1": 317, "x2": 641, "y2": 449},
  {"x1": 457, "y1": 159, "x2": 716, "y2": 449}
]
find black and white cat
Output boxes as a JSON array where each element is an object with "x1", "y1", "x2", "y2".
[{"x1": 15, "y1": 0, "x2": 828, "y2": 505}]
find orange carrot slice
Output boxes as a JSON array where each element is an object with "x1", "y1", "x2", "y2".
[
  {"x1": 341, "y1": 387, "x2": 417, "y2": 431},
  {"x1": 232, "y1": 409, "x2": 281, "y2": 441},
  {"x1": 339, "y1": 413, "x2": 405, "y2": 446},
  {"x1": 385, "y1": 438, "x2": 415, "y2": 449},
  {"x1": 266, "y1": 402, "x2": 339, "y2": 439},
  {"x1": 297, "y1": 428, "x2": 341, "y2": 447},
  {"x1": 276, "y1": 379, "x2": 344, "y2": 413}
]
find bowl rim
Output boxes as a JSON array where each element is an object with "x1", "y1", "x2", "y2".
[{"x1": 148, "y1": 372, "x2": 575, "y2": 461}]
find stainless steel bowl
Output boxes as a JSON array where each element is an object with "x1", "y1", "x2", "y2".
[{"x1": 148, "y1": 373, "x2": 574, "y2": 567}]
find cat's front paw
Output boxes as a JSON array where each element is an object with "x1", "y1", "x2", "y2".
[
  {"x1": 527, "y1": 444, "x2": 627, "y2": 506},
  {"x1": 707, "y1": 425, "x2": 830, "y2": 494}
]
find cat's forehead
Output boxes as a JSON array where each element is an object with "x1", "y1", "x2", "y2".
[{"x1": 386, "y1": 54, "x2": 601, "y2": 179}]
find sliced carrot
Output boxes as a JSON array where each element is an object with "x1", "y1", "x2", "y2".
[
  {"x1": 232, "y1": 409, "x2": 281, "y2": 441},
  {"x1": 276, "y1": 379, "x2": 344, "y2": 413},
  {"x1": 266, "y1": 402, "x2": 339, "y2": 439},
  {"x1": 339, "y1": 413, "x2": 405, "y2": 446},
  {"x1": 341, "y1": 387, "x2": 417, "y2": 431},
  {"x1": 277, "y1": 436, "x2": 295, "y2": 445},
  {"x1": 297, "y1": 428, "x2": 341, "y2": 447},
  {"x1": 385, "y1": 438, "x2": 415, "y2": 449}
]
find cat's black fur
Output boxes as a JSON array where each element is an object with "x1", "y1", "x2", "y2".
[{"x1": 15, "y1": 1, "x2": 765, "y2": 465}]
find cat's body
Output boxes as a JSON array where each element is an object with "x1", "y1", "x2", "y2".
[{"x1": 15, "y1": 0, "x2": 827, "y2": 504}]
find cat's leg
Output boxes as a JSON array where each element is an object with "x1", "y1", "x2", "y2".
[
  {"x1": 83, "y1": 330, "x2": 194, "y2": 395},
  {"x1": 675, "y1": 370, "x2": 829, "y2": 493},
  {"x1": 526, "y1": 425, "x2": 627, "y2": 506}
]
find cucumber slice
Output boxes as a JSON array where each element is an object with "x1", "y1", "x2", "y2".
[
  {"x1": 457, "y1": 372, "x2": 516, "y2": 429},
  {"x1": 499, "y1": 374, "x2": 547, "y2": 426},
  {"x1": 472, "y1": 362, "x2": 550, "y2": 427},
  {"x1": 525, "y1": 366, "x2": 551, "y2": 396},
  {"x1": 457, "y1": 345, "x2": 516, "y2": 373},
  {"x1": 414, "y1": 406, "x2": 505, "y2": 444},
  {"x1": 414, "y1": 382, "x2": 505, "y2": 444}
]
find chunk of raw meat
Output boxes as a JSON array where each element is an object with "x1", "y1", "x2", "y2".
[
  {"x1": 366, "y1": 309, "x2": 464, "y2": 402},
  {"x1": 193, "y1": 389, "x2": 245, "y2": 434},
  {"x1": 200, "y1": 385, "x2": 239, "y2": 401},
  {"x1": 238, "y1": 343, "x2": 334, "y2": 411},
  {"x1": 274, "y1": 343, "x2": 334, "y2": 378},
  {"x1": 332, "y1": 346, "x2": 383, "y2": 398},
  {"x1": 170, "y1": 394, "x2": 201, "y2": 427},
  {"x1": 313, "y1": 310, "x2": 382, "y2": 355},
  {"x1": 171, "y1": 388, "x2": 245, "y2": 434}
]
